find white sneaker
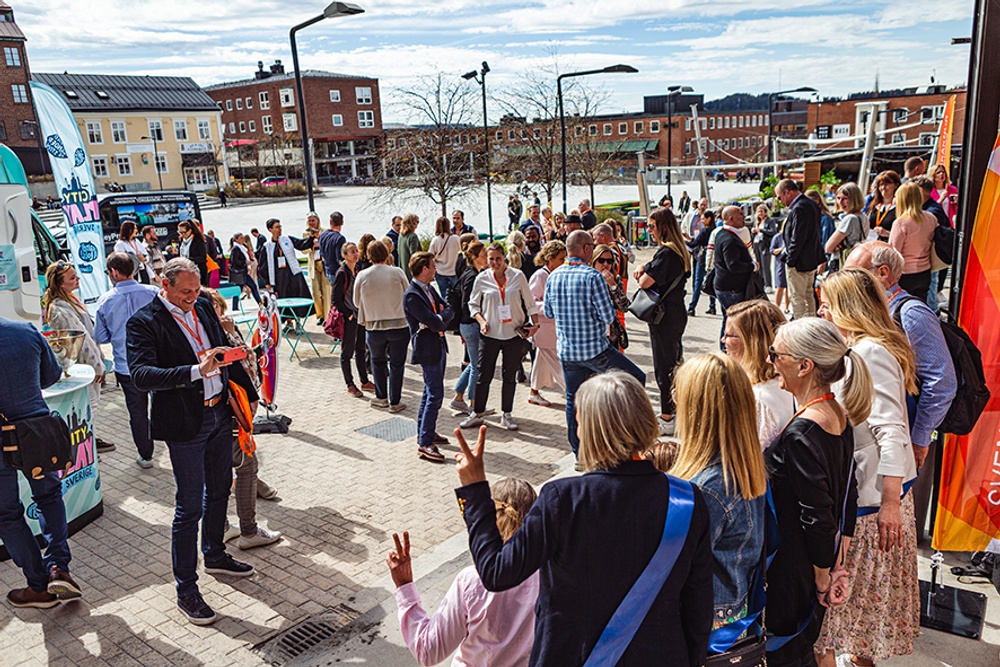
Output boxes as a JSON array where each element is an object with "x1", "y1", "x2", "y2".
[
  {"x1": 460, "y1": 413, "x2": 484, "y2": 429},
  {"x1": 136, "y1": 455, "x2": 153, "y2": 469},
  {"x1": 223, "y1": 521, "x2": 240, "y2": 543},
  {"x1": 449, "y1": 398, "x2": 469, "y2": 412},
  {"x1": 238, "y1": 526, "x2": 282, "y2": 550},
  {"x1": 527, "y1": 394, "x2": 551, "y2": 407},
  {"x1": 388, "y1": 402, "x2": 407, "y2": 413},
  {"x1": 658, "y1": 416, "x2": 675, "y2": 436},
  {"x1": 500, "y1": 413, "x2": 519, "y2": 431}
]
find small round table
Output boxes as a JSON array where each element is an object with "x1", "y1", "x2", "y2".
[{"x1": 275, "y1": 297, "x2": 321, "y2": 360}]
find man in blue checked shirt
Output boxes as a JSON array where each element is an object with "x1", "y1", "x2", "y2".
[
  {"x1": 845, "y1": 242, "x2": 957, "y2": 542},
  {"x1": 543, "y1": 230, "x2": 645, "y2": 457}
]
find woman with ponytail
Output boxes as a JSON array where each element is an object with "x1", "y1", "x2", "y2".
[
  {"x1": 386, "y1": 478, "x2": 539, "y2": 666},
  {"x1": 763, "y1": 317, "x2": 870, "y2": 667}
]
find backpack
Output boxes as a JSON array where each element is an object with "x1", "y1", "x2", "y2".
[{"x1": 893, "y1": 296, "x2": 990, "y2": 435}]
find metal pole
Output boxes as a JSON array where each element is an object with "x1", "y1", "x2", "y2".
[
  {"x1": 481, "y1": 73, "x2": 493, "y2": 240},
  {"x1": 667, "y1": 94, "x2": 673, "y2": 201},
  {"x1": 767, "y1": 93, "x2": 774, "y2": 172},
  {"x1": 558, "y1": 75, "x2": 567, "y2": 214},
  {"x1": 153, "y1": 135, "x2": 162, "y2": 189},
  {"x1": 290, "y1": 14, "x2": 325, "y2": 212},
  {"x1": 689, "y1": 104, "x2": 711, "y2": 205},
  {"x1": 856, "y1": 102, "x2": 885, "y2": 191}
]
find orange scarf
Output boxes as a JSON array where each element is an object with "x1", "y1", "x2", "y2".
[{"x1": 228, "y1": 380, "x2": 256, "y2": 457}]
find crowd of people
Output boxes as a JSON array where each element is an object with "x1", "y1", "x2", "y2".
[{"x1": 0, "y1": 171, "x2": 962, "y2": 667}]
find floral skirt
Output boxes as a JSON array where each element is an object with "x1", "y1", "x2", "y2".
[
  {"x1": 815, "y1": 492, "x2": 920, "y2": 661},
  {"x1": 530, "y1": 346, "x2": 564, "y2": 393}
]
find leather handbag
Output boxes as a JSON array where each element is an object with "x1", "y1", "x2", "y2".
[
  {"x1": 630, "y1": 272, "x2": 685, "y2": 323},
  {"x1": 704, "y1": 636, "x2": 766, "y2": 667},
  {"x1": 702, "y1": 267, "x2": 717, "y2": 298},
  {"x1": 324, "y1": 305, "x2": 345, "y2": 340},
  {"x1": 1, "y1": 412, "x2": 73, "y2": 480}
]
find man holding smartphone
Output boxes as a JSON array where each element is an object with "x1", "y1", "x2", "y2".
[{"x1": 126, "y1": 258, "x2": 259, "y2": 626}]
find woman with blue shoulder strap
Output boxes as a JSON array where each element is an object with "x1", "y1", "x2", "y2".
[
  {"x1": 453, "y1": 371, "x2": 714, "y2": 666},
  {"x1": 764, "y1": 318, "x2": 870, "y2": 667}
]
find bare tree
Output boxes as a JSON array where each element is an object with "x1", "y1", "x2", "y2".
[
  {"x1": 564, "y1": 88, "x2": 623, "y2": 205},
  {"x1": 374, "y1": 72, "x2": 478, "y2": 217}
]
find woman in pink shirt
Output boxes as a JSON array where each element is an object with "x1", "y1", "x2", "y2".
[
  {"x1": 888, "y1": 182, "x2": 937, "y2": 302},
  {"x1": 388, "y1": 478, "x2": 539, "y2": 666}
]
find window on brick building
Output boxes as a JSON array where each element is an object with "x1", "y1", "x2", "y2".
[
  {"x1": 710, "y1": 117, "x2": 716, "y2": 130},
  {"x1": 259, "y1": 91, "x2": 270, "y2": 110},
  {"x1": 228, "y1": 122, "x2": 235, "y2": 134},
  {"x1": 618, "y1": 122, "x2": 627, "y2": 134},
  {"x1": 236, "y1": 98, "x2": 243, "y2": 110},
  {"x1": 280, "y1": 88, "x2": 294, "y2": 107},
  {"x1": 356, "y1": 87, "x2": 372, "y2": 105},
  {"x1": 603, "y1": 124, "x2": 612, "y2": 135},
  {"x1": 238, "y1": 121, "x2": 246, "y2": 133},
  {"x1": 634, "y1": 121, "x2": 644, "y2": 133},
  {"x1": 248, "y1": 120, "x2": 256, "y2": 132},
  {"x1": 282, "y1": 113, "x2": 297, "y2": 131},
  {"x1": 358, "y1": 110, "x2": 374, "y2": 128},
  {"x1": 533, "y1": 128, "x2": 540, "y2": 139},
  {"x1": 332, "y1": 114, "x2": 343, "y2": 127},
  {"x1": 495, "y1": 130, "x2": 502, "y2": 141},
  {"x1": 86, "y1": 121, "x2": 103, "y2": 144},
  {"x1": 330, "y1": 89, "x2": 341, "y2": 102},
  {"x1": 225, "y1": 100, "x2": 232, "y2": 111},
  {"x1": 685, "y1": 118, "x2": 691, "y2": 131},
  {"x1": 4, "y1": 46, "x2": 20, "y2": 67},
  {"x1": 650, "y1": 120, "x2": 660, "y2": 132},
  {"x1": 11, "y1": 84, "x2": 27, "y2": 103},
  {"x1": 20, "y1": 121, "x2": 35, "y2": 140},
  {"x1": 589, "y1": 124, "x2": 597, "y2": 136},
  {"x1": 262, "y1": 115, "x2": 272, "y2": 134},
  {"x1": 246, "y1": 97, "x2": 252, "y2": 110}
]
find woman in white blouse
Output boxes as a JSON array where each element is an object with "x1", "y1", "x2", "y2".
[
  {"x1": 721, "y1": 299, "x2": 794, "y2": 448},
  {"x1": 460, "y1": 242, "x2": 538, "y2": 432},
  {"x1": 114, "y1": 220, "x2": 152, "y2": 284},
  {"x1": 816, "y1": 267, "x2": 920, "y2": 667},
  {"x1": 427, "y1": 215, "x2": 461, "y2": 298}
]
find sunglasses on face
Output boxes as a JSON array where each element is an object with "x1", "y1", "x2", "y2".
[
  {"x1": 595, "y1": 257, "x2": 613, "y2": 265},
  {"x1": 767, "y1": 345, "x2": 795, "y2": 364}
]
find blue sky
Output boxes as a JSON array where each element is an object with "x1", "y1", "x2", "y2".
[{"x1": 15, "y1": 0, "x2": 975, "y2": 122}]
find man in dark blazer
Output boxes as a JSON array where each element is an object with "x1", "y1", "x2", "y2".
[
  {"x1": 126, "y1": 257, "x2": 259, "y2": 626},
  {"x1": 403, "y1": 251, "x2": 454, "y2": 463},
  {"x1": 776, "y1": 179, "x2": 823, "y2": 319}
]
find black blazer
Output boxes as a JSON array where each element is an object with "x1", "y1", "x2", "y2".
[
  {"x1": 713, "y1": 228, "x2": 755, "y2": 291},
  {"x1": 403, "y1": 280, "x2": 453, "y2": 365},
  {"x1": 126, "y1": 296, "x2": 258, "y2": 442},
  {"x1": 185, "y1": 236, "x2": 209, "y2": 284},
  {"x1": 456, "y1": 460, "x2": 713, "y2": 667},
  {"x1": 782, "y1": 194, "x2": 824, "y2": 272}
]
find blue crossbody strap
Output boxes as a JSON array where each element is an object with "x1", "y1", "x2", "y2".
[{"x1": 583, "y1": 475, "x2": 696, "y2": 667}]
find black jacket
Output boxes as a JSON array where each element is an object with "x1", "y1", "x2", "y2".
[
  {"x1": 403, "y1": 280, "x2": 453, "y2": 365},
  {"x1": 126, "y1": 297, "x2": 258, "y2": 442},
  {"x1": 713, "y1": 228, "x2": 755, "y2": 291},
  {"x1": 185, "y1": 236, "x2": 209, "y2": 284},
  {"x1": 782, "y1": 194, "x2": 824, "y2": 272},
  {"x1": 331, "y1": 263, "x2": 356, "y2": 316},
  {"x1": 457, "y1": 265, "x2": 480, "y2": 325},
  {"x1": 457, "y1": 460, "x2": 713, "y2": 667}
]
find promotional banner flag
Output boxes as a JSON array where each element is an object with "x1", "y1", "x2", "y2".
[
  {"x1": 30, "y1": 81, "x2": 108, "y2": 304},
  {"x1": 933, "y1": 94, "x2": 957, "y2": 171},
  {"x1": 933, "y1": 130, "x2": 1000, "y2": 552}
]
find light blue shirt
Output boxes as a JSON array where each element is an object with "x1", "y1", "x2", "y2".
[
  {"x1": 543, "y1": 258, "x2": 615, "y2": 362},
  {"x1": 94, "y1": 280, "x2": 159, "y2": 376}
]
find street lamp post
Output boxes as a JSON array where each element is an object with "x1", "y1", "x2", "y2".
[
  {"x1": 666, "y1": 85, "x2": 694, "y2": 201},
  {"x1": 141, "y1": 134, "x2": 163, "y2": 190},
  {"x1": 767, "y1": 86, "x2": 817, "y2": 172},
  {"x1": 557, "y1": 64, "x2": 638, "y2": 213},
  {"x1": 290, "y1": 2, "x2": 365, "y2": 212},
  {"x1": 462, "y1": 62, "x2": 493, "y2": 239}
]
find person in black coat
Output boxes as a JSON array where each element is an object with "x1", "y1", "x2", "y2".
[
  {"x1": 404, "y1": 251, "x2": 454, "y2": 463},
  {"x1": 775, "y1": 179, "x2": 823, "y2": 319},
  {"x1": 126, "y1": 257, "x2": 259, "y2": 625},
  {"x1": 713, "y1": 206, "x2": 756, "y2": 348},
  {"x1": 453, "y1": 371, "x2": 713, "y2": 667},
  {"x1": 177, "y1": 220, "x2": 209, "y2": 285}
]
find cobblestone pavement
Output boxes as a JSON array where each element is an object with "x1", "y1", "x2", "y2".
[{"x1": 2, "y1": 248, "x2": 997, "y2": 666}]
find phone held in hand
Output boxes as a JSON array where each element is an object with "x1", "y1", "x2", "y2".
[{"x1": 215, "y1": 347, "x2": 249, "y2": 364}]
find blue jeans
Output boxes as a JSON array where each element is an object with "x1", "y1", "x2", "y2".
[
  {"x1": 563, "y1": 346, "x2": 646, "y2": 455},
  {"x1": 117, "y1": 373, "x2": 153, "y2": 460},
  {"x1": 435, "y1": 274, "x2": 457, "y2": 299},
  {"x1": 0, "y1": 455, "x2": 71, "y2": 592},
  {"x1": 418, "y1": 346, "x2": 447, "y2": 446},
  {"x1": 926, "y1": 270, "x2": 939, "y2": 312},
  {"x1": 454, "y1": 322, "x2": 481, "y2": 402},
  {"x1": 165, "y1": 403, "x2": 233, "y2": 596},
  {"x1": 689, "y1": 260, "x2": 716, "y2": 310},
  {"x1": 366, "y1": 327, "x2": 409, "y2": 405},
  {"x1": 716, "y1": 289, "x2": 745, "y2": 351}
]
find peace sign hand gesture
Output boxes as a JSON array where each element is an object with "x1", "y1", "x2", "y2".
[
  {"x1": 386, "y1": 531, "x2": 413, "y2": 588},
  {"x1": 454, "y1": 425, "x2": 488, "y2": 487}
]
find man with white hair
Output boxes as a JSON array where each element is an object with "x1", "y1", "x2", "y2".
[
  {"x1": 845, "y1": 241, "x2": 957, "y2": 542},
  {"x1": 578, "y1": 198, "x2": 597, "y2": 230}
]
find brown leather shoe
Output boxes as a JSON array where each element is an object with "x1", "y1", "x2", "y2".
[
  {"x1": 432, "y1": 433, "x2": 449, "y2": 446},
  {"x1": 417, "y1": 445, "x2": 445, "y2": 463},
  {"x1": 47, "y1": 567, "x2": 82, "y2": 600},
  {"x1": 7, "y1": 587, "x2": 59, "y2": 608}
]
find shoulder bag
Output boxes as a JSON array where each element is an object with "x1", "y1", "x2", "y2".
[
  {"x1": 630, "y1": 271, "x2": 685, "y2": 324},
  {"x1": 583, "y1": 475, "x2": 695, "y2": 666},
  {"x1": 1, "y1": 411, "x2": 73, "y2": 480}
]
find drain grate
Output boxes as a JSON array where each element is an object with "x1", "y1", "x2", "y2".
[
  {"x1": 254, "y1": 604, "x2": 361, "y2": 665},
  {"x1": 354, "y1": 416, "x2": 416, "y2": 443}
]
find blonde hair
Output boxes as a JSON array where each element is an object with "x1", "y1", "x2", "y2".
[
  {"x1": 589, "y1": 243, "x2": 613, "y2": 269},
  {"x1": 895, "y1": 182, "x2": 927, "y2": 225},
  {"x1": 400, "y1": 212, "x2": 419, "y2": 235},
  {"x1": 671, "y1": 354, "x2": 767, "y2": 500},
  {"x1": 491, "y1": 477, "x2": 537, "y2": 542},
  {"x1": 836, "y1": 182, "x2": 865, "y2": 215},
  {"x1": 577, "y1": 372, "x2": 659, "y2": 472},
  {"x1": 506, "y1": 231, "x2": 525, "y2": 269},
  {"x1": 821, "y1": 268, "x2": 918, "y2": 394},
  {"x1": 648, "y1": 207, "x2": 691, "y2": 272},
  {"x1": 726, "y1": 299, "x2": 786, "y2": 384},
  {"x1": 644, "y1": 441, "x2": 679, "y2": 473},
  {"x1": 775, "y1": 318, "x2": 874, "y2": 426},
  {"x1": 42, "y1": 261, "x2": 79, "y2": 313},
  {"x1": 534, "y1": 239, "x2": 566, "y2": 266}
]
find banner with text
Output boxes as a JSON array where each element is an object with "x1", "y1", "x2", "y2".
[
  {"x1": 933, "y1": 94, "x2": 957, "y2": 172},
  {"x1": 933, "y1": 130, "x2": 1000, "y2": 552},
  {"x1": 30, "y1": 81, "x2": 107, "y2": 304}
]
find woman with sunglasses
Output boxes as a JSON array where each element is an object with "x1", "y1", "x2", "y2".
[
  {"x1": 42, "y1": 261, "x2": 116, "y2": 453},
  {"x1": 763, "y1": 317, "x2": 871, "y2": 667},
  {"x1": 814, "y1": 268, "x2": 920, "y2": 667},
  {"x1": 590, "y1": 244, "x2": 629, "y2": 350}
]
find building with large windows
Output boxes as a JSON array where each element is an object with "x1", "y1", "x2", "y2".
[
  {"x1": 0, "y1": 2, "x2": 44, "y2": 173},
  {"x1": 32, "y1": 72, "x2": 226, "y2": 192}
]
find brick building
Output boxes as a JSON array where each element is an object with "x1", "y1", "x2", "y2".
[
  {"x1": 0, "y1": 2, "x2": 44, "y2": 174},
  {"x1": 204, "y1": 61, "x2": 382, "y2": 184}
]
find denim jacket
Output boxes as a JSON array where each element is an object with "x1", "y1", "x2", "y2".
[{"x1": 691, "y1": 462, "x2": 766, "y2": 626}]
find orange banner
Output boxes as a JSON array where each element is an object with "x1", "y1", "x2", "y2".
[
  {"x1": 933, "y1": 94, "x2": 957, "y2": 170},
  {"x1": 933, "y1": 130, "x2": 1000, "y2": 551}
]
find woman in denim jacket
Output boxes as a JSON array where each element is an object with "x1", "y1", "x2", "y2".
[{"x1": 670, "y1": 353, "x2": 768, "y2": 637}]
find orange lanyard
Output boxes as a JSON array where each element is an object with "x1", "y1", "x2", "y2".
[
  {"x1": 171, "y1": 308, "x2": 206, "y2": 350},
  {"x1": 496, "y1": 272, "x2": 507, "y2": 304},
  {"x1": 874, "y1": 205, "x2": 892, "y2": 228},
  {"x1": 888, "y1": 287, "x2": 903, "y2": 302},
  {"x1": 792, "y1": 392, "x2": 836, "y2": 421}
]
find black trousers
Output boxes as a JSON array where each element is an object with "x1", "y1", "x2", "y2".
[
  {"x1": 474, "y1": 336, "x2": 522, "y2": 415},
  {"x1": 341, "y1": 316, "x2": 369, "y2": 388},
  {"x1": 648, "y1": 306, "x2": 686, "y2": 416},
  {"x1": 117, "y1": 373, "x2": 154, "y2": 460}
]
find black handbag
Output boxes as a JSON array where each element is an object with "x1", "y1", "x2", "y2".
[
  {"x1": 702, "y1": 267, "x2": 717, "y2": 298},
  {"x1": 630, "y1": 272, "x2": 685, "y2": 323},
  {"x1": 703, "y1": 636, "x2": 766, "y2": 667},
  {"x1": 745, "y1": 269, "x2": 767, "y2": 301},
  {"x1": 1, "y1": 412, "x2": 73, "y2": 479}
]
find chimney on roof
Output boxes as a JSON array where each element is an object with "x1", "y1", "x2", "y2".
[
  {"x1": 255, "y1": 60, "x2": 270, "y2": 80},
  {"x1": 270, "y1": 60, "x2": 285, "y2": 75}
]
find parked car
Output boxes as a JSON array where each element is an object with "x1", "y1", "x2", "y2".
[{"x1": 259, "y1": 176, "x2": 287, "y2": 187}]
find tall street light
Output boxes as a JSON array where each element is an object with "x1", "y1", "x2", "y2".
[
  {"x1": 558, "y1": 64, "x2": 638, "y2": 213},
  {"x1": 767, "y1": 86, "x2": 817, "y2": 171},
  {"x1": 140, "y1": 134, "x2": 163, "y2": 190},
  {"x1": 463, "y1": 61, "x2": 493, "y2": 239},
  {"x1": 666, "y1": 85, "x2": 693, "y2": 201},
  {"x1": 290, "y1": 2, "x2": 365, "y2": 212}
]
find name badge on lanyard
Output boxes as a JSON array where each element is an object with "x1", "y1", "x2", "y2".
[{"x1": 496, "y1": 274, "x2": 512, "y2": 323}]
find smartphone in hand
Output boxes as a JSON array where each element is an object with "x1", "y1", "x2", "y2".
[{"x1": 215, "y1": 347, "x2": 249, "y2": 364}]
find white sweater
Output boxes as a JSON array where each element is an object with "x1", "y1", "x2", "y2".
[{"x1": 354, "y1": 263, "x2": 409, "y2": 329}]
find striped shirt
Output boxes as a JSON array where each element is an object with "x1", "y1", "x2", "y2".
[{"x1": 543, "y1": 258, "x2": 615, "y2": 362}]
